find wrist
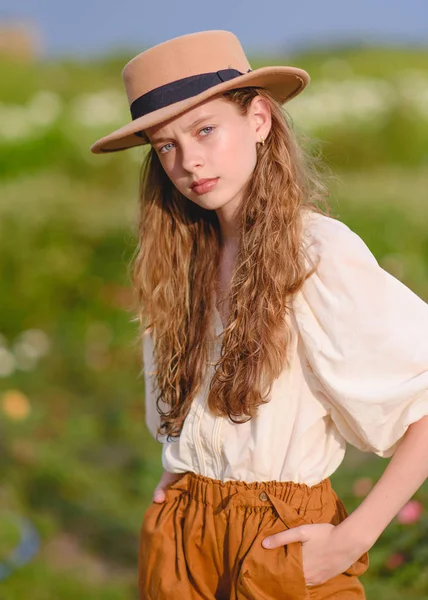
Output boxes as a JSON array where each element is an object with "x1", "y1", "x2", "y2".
[{"x1": 335, "y1": 514, "x2": 378, "y2": 554}]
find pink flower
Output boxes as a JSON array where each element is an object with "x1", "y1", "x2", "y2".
[
  {"x1": 396, "y1": 500, "x2": 423, "y2": 525},
  {"x1": 385, "y1": 553, "x2": 405, "y2": 570}
]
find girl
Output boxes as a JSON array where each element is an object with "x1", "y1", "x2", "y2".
[{"x1": 91, "y1": 30, "x2": 428, "y2": 600}]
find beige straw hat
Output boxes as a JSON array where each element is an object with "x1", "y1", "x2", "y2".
[{"x1": 90, "y1": 30, "x2": 310, "y2": 154}]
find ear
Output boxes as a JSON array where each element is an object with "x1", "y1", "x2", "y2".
[{"x1": 248, "y1": 95, "x2": 272, "y2": 143}]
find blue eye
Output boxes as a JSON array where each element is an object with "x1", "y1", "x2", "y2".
[
  {"x1": 158, "y1": 127, "x2": 214, "y2": 154},
  {"x1": 159, "y1": 142, "x2": 175, "y2": 154},
  {"x1": 199, "y1": 126, "x2": 214, "y2": 136}
]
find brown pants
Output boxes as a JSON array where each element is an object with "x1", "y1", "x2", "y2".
[{"x1": 138, "y1": 472, "x2": 369, "y2": 599}]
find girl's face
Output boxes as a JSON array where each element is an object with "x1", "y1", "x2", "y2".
[{"x1": 146, "y1": 95, "x2": 271, "y2": 213}]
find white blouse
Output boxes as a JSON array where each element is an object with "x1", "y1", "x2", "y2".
[{"x1": 142, "y1": 211, "x2": 428, "y2": 485}]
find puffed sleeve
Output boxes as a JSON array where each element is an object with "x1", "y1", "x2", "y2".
[
  {"x1": 293, "y1": 212, "x2": 428, "y2": 457},
  {"x1": 142, "y1": 331, "x2": 167, "y2": 442}
]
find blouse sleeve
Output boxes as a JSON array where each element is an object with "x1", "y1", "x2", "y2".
[
  {"x1": 142, "y1": 331, "x2": 167, "y2": 442},
  {"x1": 293, "y1": 212, "x2": 428, "y2": 457}
]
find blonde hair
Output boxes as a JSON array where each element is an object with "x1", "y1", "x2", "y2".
[{"x1": 132, "y1": 87, "x2": 331, "y2": 439}]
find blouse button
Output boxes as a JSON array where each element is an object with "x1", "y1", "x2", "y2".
[{"x1": 259, "y1": 492, "x2": 269, "y2": 502}]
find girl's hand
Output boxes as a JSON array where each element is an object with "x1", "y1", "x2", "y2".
[
  {"x1": 262, "y1": 523, "x2": 367, "y2": 586},
  {"x1": 153, "y1": 470, "x2": 184, "y2": 503}
]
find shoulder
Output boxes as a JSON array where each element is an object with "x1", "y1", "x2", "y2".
[{"x1": 301, "y1": 209, "x2": 378, "y2": 269}]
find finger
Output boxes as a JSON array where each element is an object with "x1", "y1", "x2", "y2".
[
  {"x1": 152, "y1": 471, "x2": 183, "y2": 503},
  {"x1": 153, "y1": 488, "x2": 166, "y2": 503},
  {"x1": 262, "y1": 526, "x2": 308, "y2": 549}
]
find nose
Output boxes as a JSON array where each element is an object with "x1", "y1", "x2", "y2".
[{"x1": 180, "y1": 141, "x2": 204, "y2": 173}]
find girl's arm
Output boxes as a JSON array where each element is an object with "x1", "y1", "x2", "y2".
[
  {"x1": 336, "y1": 413, "x2": 428, "y2": 548},
  {"x1": 278, "y1": 215, "x2": 428, "y2": 584},
  {"x1": 262, "y1": 414, "x2": 428, "y2": 585}
]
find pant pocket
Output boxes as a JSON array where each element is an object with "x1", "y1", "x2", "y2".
[
  {"x1": 282, "y1": 491, "x2": 370, "y2": 580},
  {"x1": 138, "y1": 502, "x2": 164, "y2": 599},
  {"x1": 236, "y1": 536, "x2": 309, "y2": 599},
  {"x1": 138, "y1": 495, "x2": 193, "y2": 600},
  {"x1": 264, "y1": 491, "x2": 369, "y2": 587},
  {"x1": 235, "y1": 501, "x2": 309, "y2": 600},
  {"x1": 269, "y1": 493, "x2": 368, "y2": 598}
]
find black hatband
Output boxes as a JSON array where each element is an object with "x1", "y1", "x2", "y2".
[{"x1": 131, "y1": 68, "x2": 251, "y2": 136}]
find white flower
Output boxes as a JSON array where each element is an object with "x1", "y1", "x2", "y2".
[
  {"x1": 288, "y1": 77, "x2": 396, "y2": 131},
  {"x1": 0, "y1": 91, "x2": 62, "y2": 142},
  {"x1": 27, "y1": 91, "x2": 62, "y2": 127},
  {"x1": 71, "y1": 90, "x2": 127, "y2": 127},
  {"x1": 13, "y1": 345, "x2": 38, "y2": 371},
  {"x1": 0, "y1": 104, "x2": 31, "y2": 141},
  {"x1": 14, "y1": 329, "x2": 51, "y2": 361},
  {"x1": 0, "y1": 348, "x2": 16, "y2": 377}
]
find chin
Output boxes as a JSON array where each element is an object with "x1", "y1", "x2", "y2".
[
  {"x1": 184, "y1": 189, "x2": 229, "y2": 210},
  {"x1": 199, "y1": 195, "x2": 235, "y2": 211}
]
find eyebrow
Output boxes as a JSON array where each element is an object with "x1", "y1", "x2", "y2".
[{"x1": 151, "y1": 115, "x2": 216, "y2": 144}]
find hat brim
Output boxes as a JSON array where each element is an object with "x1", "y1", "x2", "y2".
[{"x1": 90, "y1": 66, "x2": 309, "y2": 154}]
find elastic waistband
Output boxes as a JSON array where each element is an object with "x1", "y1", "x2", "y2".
[{"x1": 169, "y1": 472, "x2": 334, "y2": 514}]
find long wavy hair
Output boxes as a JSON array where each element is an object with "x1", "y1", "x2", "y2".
[{"x1": 132, "y1": 87, "x2": 331, "y2": 439}]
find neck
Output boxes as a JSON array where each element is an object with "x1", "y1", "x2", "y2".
[{"x1": 215, "y1": 193, "x2": 242, "y2": 249}]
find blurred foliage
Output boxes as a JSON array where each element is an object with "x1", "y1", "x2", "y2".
[{"x1": 0, "y1": 44, "x2": 428, "y2": 598}]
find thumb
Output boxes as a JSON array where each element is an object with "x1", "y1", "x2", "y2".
[
  {"x1": 152, "y1": 470, "x2": 183, "y2": 503},
  {"x1": 153, "y1": 487, "x2": 166, "y2": 503},
  {"x1": 262, "y1": 526, "x2": 308, "y2": 549}
]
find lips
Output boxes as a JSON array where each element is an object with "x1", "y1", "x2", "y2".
[
  {"x1": 191, "y1": 178, "x2": 215, "y2": 189},
  {"x1": 190, "y1": 177, "x2": 219, "y2": 195}
]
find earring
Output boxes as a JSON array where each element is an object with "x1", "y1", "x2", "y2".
[{"x1": 260, "y1": 136, "x2": 265, "y2": 146}]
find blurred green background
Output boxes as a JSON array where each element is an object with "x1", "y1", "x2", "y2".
[{"x1": 1, "y1": 44, "x2": 428, "y2": 599}]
